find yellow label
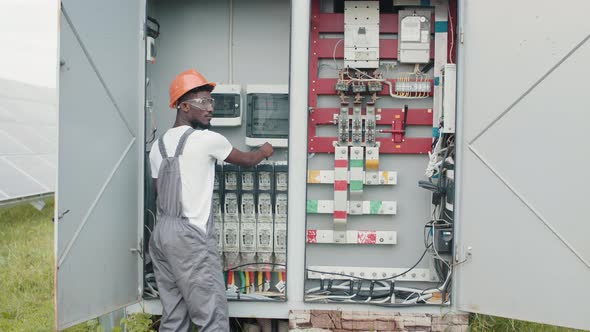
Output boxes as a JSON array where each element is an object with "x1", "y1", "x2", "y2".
[
  {"x1": 365, "y1": 159, "x2": 379, "y2": 171},
  {"x1": 395, "y1": 145, "x2": 401, "y2": 149},
  {"x1": 382, "y1": 171, "x2": 389, "y2": 183},
  {"x1": 307, "y1": 170, "x2": 321, "y2": 183},
  {"x1": 395, "y1": 115, "x2": 401, "y2": 119}
]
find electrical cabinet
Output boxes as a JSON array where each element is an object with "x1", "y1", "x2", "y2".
[{"x1": 55, "y1": 0, "x2": 590, "y2": 330}]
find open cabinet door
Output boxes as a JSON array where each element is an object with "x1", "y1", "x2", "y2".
[
  {"x1": 456, "y1": 0, "x2": 590, "y2": 330},
  {"x1": 56, "y1": 0, "x2": 145, "y2": 329}
]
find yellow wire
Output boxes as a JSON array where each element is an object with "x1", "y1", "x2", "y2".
[{"x1": 245, "y1": 271, "x2": 250, "y2": 292}]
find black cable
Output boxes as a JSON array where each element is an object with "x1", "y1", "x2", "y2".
[{"x1": 305, "y1": 243, "x2": 432, "y2": 282}]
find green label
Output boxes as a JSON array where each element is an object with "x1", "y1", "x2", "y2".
[
  {"x1": 350, "y1": 160, "x2": 364, "y2": 168},
  {"x1": 350, "y1": 180, "x2": 363, "y2": 192},
  {"x1": 306, "y1": 200, "x2": 318, "y2": 213},
  {"x1": 370, "y1": 201, "x2": 382, "y2": 214}
]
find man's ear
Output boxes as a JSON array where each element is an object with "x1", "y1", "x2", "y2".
[{"x1": 178, "y1": 102, "x2": 189, "y2": 113}]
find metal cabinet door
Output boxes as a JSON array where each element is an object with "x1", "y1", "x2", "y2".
[
  {"x1": 455, "y1": 0, "x2": 590, "y2": 330},
  {"x1": 56, "y1": 0, "x2": 145, "y2": 329}
]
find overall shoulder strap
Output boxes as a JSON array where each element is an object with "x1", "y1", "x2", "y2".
[
  {"x1": 158, "y1": 134, "x2": 168, "y2": 159},
  {"x1": 174, "y1": 127, "x2": 196, "y2": 157}
]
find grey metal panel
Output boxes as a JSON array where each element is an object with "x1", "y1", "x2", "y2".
[
  {"x1": 456, "y1": 0, "x2": 590, "y2": 329},
  {"x1": 305, "y1": 57, "x2": 437, "y2": 290},
  {"x1": 458, "y1": 0, "x2": 590, "y2": 141},
  {"x1": 232, "y1": 0, "x2": 291, "y2": 85},
  {"x1": 148, "y1": 0, "x2": 290, "y2": 152},
  {"x1": 56, "y1": 0, "x2": 144, "y2": 328}
]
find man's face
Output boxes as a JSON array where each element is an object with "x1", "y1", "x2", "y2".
[{"x1": 181, "y1": 90, "x2": 214, "y2": 129}]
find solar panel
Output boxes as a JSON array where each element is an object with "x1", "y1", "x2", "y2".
[{"x1": 0, "y1": 79, "x2": 56, "y2": 203}]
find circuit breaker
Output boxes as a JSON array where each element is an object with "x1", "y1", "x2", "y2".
[{"x1": 344, "y1": 1, "x2": 380, "y2": 68}]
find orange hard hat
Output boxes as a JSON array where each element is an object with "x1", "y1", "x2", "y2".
[{"x1": 168, "y1": 69, "x2": 216, "y2": 108}]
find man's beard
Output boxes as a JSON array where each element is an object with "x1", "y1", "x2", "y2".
[{"x1": 190, "y1": 120, "x2": 211, "y2": 130}]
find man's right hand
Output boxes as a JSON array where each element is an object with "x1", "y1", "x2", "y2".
[
  {"x1": 259, "y1": 142, "x2": 274, "y2": 158},
  {"x1": 225, "y1": 143, "x2": 274, "y2": 167}
]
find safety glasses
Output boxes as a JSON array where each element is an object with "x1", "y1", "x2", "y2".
[{"x1": 185, "y1": 97, "x2": 215, "y2": 109}]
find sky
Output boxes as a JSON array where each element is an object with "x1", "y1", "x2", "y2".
[{"x1": 0, "y1": 0, "x2": 59, "y2": 88}]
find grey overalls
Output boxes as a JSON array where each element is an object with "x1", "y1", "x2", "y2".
[{"x1": 149, "y1": 127, "x2": 229, "y2": 332}]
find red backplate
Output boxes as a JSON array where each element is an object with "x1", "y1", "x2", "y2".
[
  {"x1": 308, "y1": 0, "x2": 435, "y2": 154},
  {"x1": 308, "y1": 107, "x2": 433, "y2": 154}
]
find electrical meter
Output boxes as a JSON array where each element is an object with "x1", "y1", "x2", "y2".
[
  {"x1": 210, "y1": 84, "x2": 241, "y2": 127},
  {"x1": 245, "y1": 85, "x2": 289, "y2": 148},
  {"x1": 398, "y1": 9, "x2": 432, "y2": 63}
]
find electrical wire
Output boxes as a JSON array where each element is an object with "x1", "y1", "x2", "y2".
[
  {"x1": 332, "y1": 39, "x2": 344, "y2": 70},
  {"x1": 224, "y1": 262, "x2": 286, "y2": 272},
  {"x1": 344, "y1": 67, "x2": 430, "y2": 99},
  {"x1": 306, "y1": 244, "x2": 432, "y2": 282},
  {"x1": 448, "y1": 5, "x2": 455, "y2": 64}
]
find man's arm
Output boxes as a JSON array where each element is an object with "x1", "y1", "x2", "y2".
[{"x1": 224, "y1": 142, "x2": 274, "y2": 167}]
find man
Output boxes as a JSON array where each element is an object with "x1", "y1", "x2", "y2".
[{"x1": 149, "y1": 69, "x2": 274, "y2": 332}]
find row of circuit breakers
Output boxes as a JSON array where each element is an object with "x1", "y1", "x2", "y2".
[
  {"x1": 213, "y1": 161, "x2": 288, "y2": 268},
  {"x1": 211, "y1": 84, "x2": 289, "y2": 148}
]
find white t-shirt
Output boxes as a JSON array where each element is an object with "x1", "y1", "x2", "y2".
[{"x1": 150, "y1": 126, "x2": 233, "y2": 231}]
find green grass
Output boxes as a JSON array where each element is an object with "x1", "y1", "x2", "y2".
[
  {"x1": 469, "y1": 313, "x2": 582, "y2": 332},
  {"x1": 0, "y1": 198, "x2": 55, "y2": 332},
  {"x1": 0, "y1": 199, "x2": 583, "y2": 332}
]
